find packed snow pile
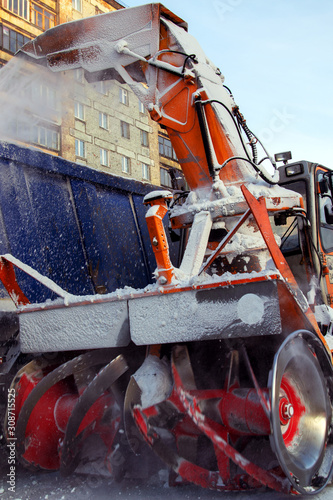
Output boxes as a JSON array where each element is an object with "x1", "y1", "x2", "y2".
[{"x1": 133, "y1": 355, "x2": 173, "y2": 409}]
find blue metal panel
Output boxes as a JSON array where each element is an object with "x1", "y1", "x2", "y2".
[
  {"x1": 0, "y1": 158, "x2": 49, "y2": 301},
  {"x1": 21, "y1": 167, "x2": 94, "y2": 296},
  {"x1": 70, "y1": 179, "x2": 153, "y2": 293},
  {"x1": 0, "y1": 158, "x2": 93, "y2": 300},
  {"x1": 0, "y1": 141, "x2": 179, "y2": 303}
]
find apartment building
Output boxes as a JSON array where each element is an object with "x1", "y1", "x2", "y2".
[
  {"x1": 0, "y1": 0, "x2": 184, "y2": 187},
  {"x1": 65, "y1": 69, "x2": 161, "y2": 185}
]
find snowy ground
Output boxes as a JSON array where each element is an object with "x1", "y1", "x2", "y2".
[
  {"x1": 0, "y1": 468, "x2": 332, "y2": 500},
  {"x1": 0, "y1": 452, "x2": 332, "y2": 500},
  {"x1": 1, "y1": 398, "x2": 333, "y2": 500}
]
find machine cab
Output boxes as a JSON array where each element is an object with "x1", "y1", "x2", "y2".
[{"x1": 276, "y1": 159, "x2": 333, "y2": 308}]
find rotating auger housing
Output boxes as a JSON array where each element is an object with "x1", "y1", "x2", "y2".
[{"x1": 2, "y1": 2, "x2": 333, "y2": 496}]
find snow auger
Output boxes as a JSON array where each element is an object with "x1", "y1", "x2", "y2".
[{"x1": 2, "y1": 3, "x2": 333, "y2": 496}]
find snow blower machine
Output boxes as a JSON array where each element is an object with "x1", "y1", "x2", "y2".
[{"x1": 1, "y1": 3, "x2": 333, "y2": 495}]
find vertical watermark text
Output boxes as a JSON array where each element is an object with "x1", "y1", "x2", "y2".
[{"x1": 6, "y1": 388, "x2": 16, "y2": 494}]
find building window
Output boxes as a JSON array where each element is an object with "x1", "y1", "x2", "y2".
[
  {"x1": 158, "y1": 135, "x2": 177, "y2": 160},
  {"x1": 121, "y1": 121, "x2": 130, "y2": 139},
  {"x1": 138, "y1": 99, "x2": 145, "y2": 113},
  {"x1": 32, "y1": 125, "x2": 60, "y2": 150},
  {"x1": 74, "y1": 101, "x2": 85, "y2": 121},
  {"x1": 317, "y1": 172, "x2": 333, "y2": 252},
  {"x1": 8, "y1": 118, "x2": 60, "y2": 150},
  {"x1": 30, "y1": 83, "x2": 57, "y2": 110},
  {"x1": 100, "y1": 148, "x2": 108, "y2": 166},
  {"x1": 75, "y1": 139, "x2": 85, "y2": 157},
  {"x1": 119, "y1": 88, "x2": 129, "y2": 105},
  {"x1": 160, "y1": 168, "x2": 172, "y2": 188},
  {"x1": 31, "y1": 4, "x2": 56, "y2": 30},
  {"x1": 94, "y1": 81, "x2": 107, "y2": 95},
  {"x1": 74, "y1": 68, "x2": 84, "y2": 83},
  {"x1": 142, "y1": 163, "x2": 150, "y2": 181},
  {"x1": 72, "y1": 0, "x2": 82, "y2": 13},
  {"x1": 121, "y1": 156, "x2": 130, "y2": 174},
  {"x1": 3, "y1": 0, "x2": 29, "y2": 20},
  {"x1": 99, "y1": 112, "x2": 108, "y2": 130},
  {"x1": 0, "y1": 24, "x2": 30, "y2": 54},
  {"x1": 7, "y1": 117, "x2": 27, "y2": 141},
  {"x1": 140, "y1": 130, "x2": 149, "y2": 148}
]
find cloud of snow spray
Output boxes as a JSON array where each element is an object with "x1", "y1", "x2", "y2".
[{"x1": 0, "y1": 56, "x2": 70, "y2": 148}]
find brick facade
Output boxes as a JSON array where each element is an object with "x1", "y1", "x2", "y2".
[{"x1": 0, "y1": 0, "x2": 183, "y2": 187}]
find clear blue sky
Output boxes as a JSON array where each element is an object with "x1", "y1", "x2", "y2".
[{"x1": 124, "y1": 0, "x2": 333, "y2": 168}]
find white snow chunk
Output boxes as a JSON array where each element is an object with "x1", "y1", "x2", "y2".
[
  {"x1": 237, "y1": 294, "x2": 265, "y2": 325},
  {"x1": 133, "y1": 355, "x2": 172, "y2": 409},
  {"x1": 315, "y1": 304, "x2": 333, "y2": 326}
]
